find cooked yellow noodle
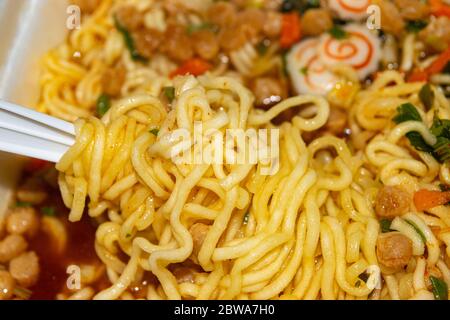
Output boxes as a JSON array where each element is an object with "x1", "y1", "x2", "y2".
[
  {"x1": 56, "y1": 70, "x2": 449, "y2": 300},
  {"x1": 32, "y1": 0, "x2": 450, "y2": 300}
]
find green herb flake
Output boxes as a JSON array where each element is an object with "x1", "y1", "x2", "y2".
[
  {"x1": 41, "y1": 206, "x2": 56, "y2": 216},
  {"x1": 329, "y1": 25, "x2": 348, "y2": 40},
  {"x1": 393, "y1": 110, "x2": 450, "y2": 164},
  {"x1": 393, "y1": 103, "x2": 422, "y2": 124},
  {"x1": 126, "y1": 233, "x2": 131, "y2": 238},
  {"x1": 355, "y1": 280, "x2": 361, "y2": 288},
  {"x1": 433, "y1": 137, "x2": 450, "y2": 163},
  {"x1": 430, "y1": 118, "x2": 450, "y2": 163},
  {"x1": 430, "y1": 118, "x2": 450, "y2": 138},
  {"x1": 114, "y1": 15, "x2": 148, "y2": 62},
  {"x1": 405, "y1": 131, "x2": 435, "y2": 153},
  {"x1": 256, "y1": 41, "x2": 269, "y2": 56},
  {"x1": 419, "y1": 83, "x2": 434, "y2": 110},
  {"x1": 186, "y1": 22, "x2": 216, "y2": 35},
  {"x1": 392, "y1": 103, "x2": 434, "y2": 153},
  {"x1": 16, "y1": 201, "x2": 32, "y2": 208},
  {"x1": 281, "y1": 0, "x2": 320, "y2": 13},
  {"x1": 380, "y1": 219, "x2": 393, "y2": 233},
  {"x1": 404, "y1": 219, "x2": 427, "y2": 244},
  {"x1": 163, "y1": 86, "x2": 175, "y2": 103},
  {"x1": 307, "y1": 0, "x2": 320, "y2": 9},
  {"x1": 429, "y1": 276, "x2": 448, "y2": 300},
  {"x1": 300, "y1": 66, "x2": 308, "y2": 75},
  {"x1": 406, "y1": 20, "x2": 428, "y2": 33},
  {"x1": 96, "y1": 94, "x2": 111, "y2": 117},
  {"x1": 150, "y1": 128, "x2": 159, "y2": 136}
]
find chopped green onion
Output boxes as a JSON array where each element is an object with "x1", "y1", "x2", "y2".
[
  {"x1": 393, "y1": 104, "x2": 450, "y2": 163},
  {"x1": 150, "y1": 128, "x2": 159, "y2": 136},
  {"x1": 429, "y1": 276, "x2": 448, "y2": 300},
  {"x1": 163, "y1": 86, "x2": 175, "y2": 103},
  {"x1": 16, "y1": 201, "x2": 32, "y2": 207},
  {"x1": 404, "y1": 219, "x2": 427, "y2": 244},
  {"x1": 430, "y1": 118, "x2": 450, "y2": 163},
  {"x1": 405, "y1": 131, "x2": 435, "y2": 153},
  {"x1": 392, "y1": 103, "x2": 434, "y2": 153},
  {"x1": 405, "y1": 20, "x2": 428, "y2": 33},
  {"x1": 393, "y1": 103, "x2": 422, "y2": 123},
  {"x1": 114, "y1": 15, "x2": 147, "y2": 62},
  {"x1": 41, "y1": 206, "x2": 56, "y2": 216},
  {"x1": 355, "y1": 280, "x2": 361, "y2": 288},
  {"x1": 433, "y1": 137, "x2": 450, "y2": 163},
  {"x1": 329, "y1": 25, "x2": 348, "y2": 40},
  {"x1": 380, "y1": 219, "x2": 393, "y2": 233},
  {"x1": 419, "y1": 83, "x2": 434, "y2": 110},
  {"x1": 96, "y1": 94, "x2": 111, "y2": 117},
  {"x1": 430, "y1": 118, "x2": 450, "y2": 138}
]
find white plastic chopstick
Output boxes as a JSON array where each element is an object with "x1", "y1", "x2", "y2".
[{"x1": 0, "y1": 100, "x2": 75, "y2": 163}]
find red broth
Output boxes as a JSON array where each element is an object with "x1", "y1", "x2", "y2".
[{"x1": 17, "y1": 168, "x2": 109, "y2": 299}]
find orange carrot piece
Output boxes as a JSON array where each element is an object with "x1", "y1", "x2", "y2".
[
  {"x1": 280, "y1": 12, "x2": 302, "y2": 49},
  {"x1": 413, "y1": 189, "x2": 450, "y2": 211},
  {"x1": 407, "y1": 69, "x2": 429, "y2": 82},
  {"x1": 426, "y1": 46, "x2": 450, "y2": 74},
  {"x1": 170, "y1": 58, "x2": 212, "y2": 78},
  {"x1": 430, "y1": 0, "x2": 450, "y2": 18},
  {"x1": 407, "y1": 47, "x2": 450, "y2": 82}
]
